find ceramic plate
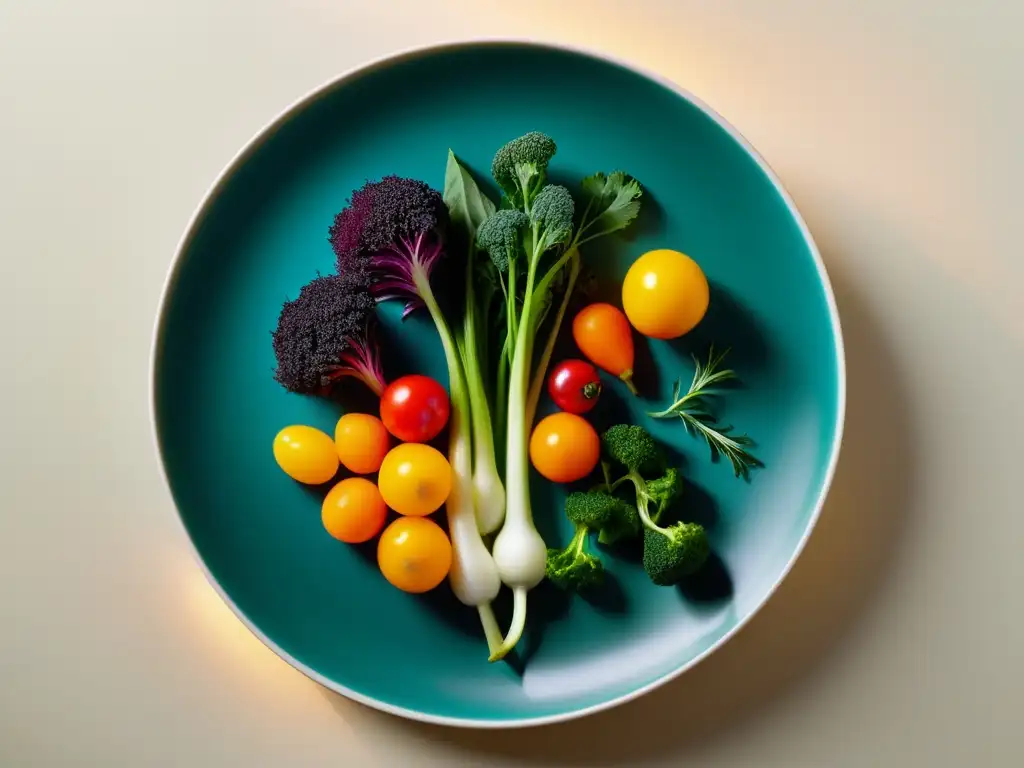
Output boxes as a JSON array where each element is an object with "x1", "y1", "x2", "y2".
[{"x1": 152, "y1": 40, "x2": 844, "y2": 728}]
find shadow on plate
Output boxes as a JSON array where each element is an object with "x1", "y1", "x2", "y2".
[
  {"x1": 320, "y1": 238, "x2": 918, "y2": 765},
  {"x1": 669, "y1": 281, "x2": 771, "y2": 375}
]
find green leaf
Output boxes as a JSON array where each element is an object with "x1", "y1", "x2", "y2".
[
  {"x1": 443, "y1": 149, "x2": 497, "y2": 240},
  {"x1": 578, "y1": 171, "x2": 643, "y2": 240}
]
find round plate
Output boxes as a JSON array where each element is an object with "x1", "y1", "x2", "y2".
[{"x1": 152, "y1": 41, "x2": 844, "y2": 728}]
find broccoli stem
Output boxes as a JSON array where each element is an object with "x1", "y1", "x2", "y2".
[
  {"x1": 507, "y1": 258, "x2": 519, "y2": 349},
  {"x1": 626, "y1": 470, "x2": 670, "y2": 535},
  {"x1": 568, "y1": 523, "x2": 588, "y2": 557}
]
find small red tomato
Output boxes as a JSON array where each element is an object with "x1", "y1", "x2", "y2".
[
  {"x1": 547, "y1": 360, "x2": 602, "y2": 414},
  {"x1": 379, "y1": 375, "x2": 450, "y2": 443}
]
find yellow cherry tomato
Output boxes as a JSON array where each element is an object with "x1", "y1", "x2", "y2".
[
  {"x1": 273, "y1": 425, "x2": 339, "y2": 485},
  {"x1": 334, "y1": 413, "x2": 391, "y2": 475},
  {"x1": 377, "y1": 516, "x2": 452, "y2": 593},
  {"x1": 321, "y1": 477, "x2": 388, "y2": 543},
  {"x1": 622, "y1": 249, "x2": 709, "y2": 339},
  {"x1": 377, "y1": 443, "x2": 452, "y2": 517},
  {"x1": 529, "y1": 412, "x2": 601, "y2": 484}
]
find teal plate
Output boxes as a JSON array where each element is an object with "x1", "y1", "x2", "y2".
[{"x1": 152, "y1": 41, "x2": 844, "y2": 728}]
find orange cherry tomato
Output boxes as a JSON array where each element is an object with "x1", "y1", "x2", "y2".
[
  {"x1": 622, "y1": 249, "x2": 709, "y2": 339},
  {"x1": 572, "y1": 303, "x2": 638, "y2": 394},
  {"x1": 377, "y1": 516, "x2": 452, "y2": 593},
  {"x1": 321, "y1": 477, "x2": 388, "y2": 543},
  {"x1": 334, "y1": 413, "x2": 390, "y2": 475},
  {"x1": 529, "y1": 412, "x2": 601, "y2": 484}
]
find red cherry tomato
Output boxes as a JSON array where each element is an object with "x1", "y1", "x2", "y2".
[
  {"x1": 379, "y1": 375, "x2": 450, "y2": 442},
  {"x1": 547, "y1": 360, "x2": 602, "y2": 414}
]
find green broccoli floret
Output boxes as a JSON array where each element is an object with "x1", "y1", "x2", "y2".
[
  {"x1": 545, "y1": 524, "x2": 604, "y2": 591},
  {"x1": 476, "y1": 209, "x2": 529, "y2": 273},
  {"x1": 491, "y1": 131, "x2": 557, "y2": 208},
  {"x1": 565, "y1": 490, "x2": 639, "y2": 546},
  {"x1": 599, "y1": 425, "x2": 710, "y2": 585},
  {"x1": 595, "y1": 503, "x2": 641, "y2": 546},
  {"x1": 564, "y1": 491, "x2": 619, "y2": 528},
  {"x1": 647, "y1": 467, "x2": 683, "y2": 520},
  {"x1": 530, "y1": 184, "x2": 575, "y2": 251},
  {"x1": 601, "y1": 424, "x2": 663, "y2": 476},
  {"x1": 642, "y1": 523, "x2": 710, "y2": 585}
]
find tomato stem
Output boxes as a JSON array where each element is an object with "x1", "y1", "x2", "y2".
[{"x1": 620, "y1": 369, "x2": 639, "y2": 396}]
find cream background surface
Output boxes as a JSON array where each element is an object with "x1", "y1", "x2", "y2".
[{"x1": 1, "y1": 1, "x2": 1022, "y2": 765}]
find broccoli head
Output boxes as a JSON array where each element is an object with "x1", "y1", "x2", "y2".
[
  {"x1": 491, "y1": 131, "x2": 557, "y2": 206},
  {"x1": 601, "y1": 424, "x2": 664, "y2": 476},
  {"x1": 642, "y1": 522, "x2": 710, "y2": 586},
  {"x1": 271, "y1": 273, "x2": 386, "y2": 396},
  {"x1": 564, "y1": 490, "x2": 628, "y2": 528},
  {"x1": 595, "y1": 503, "x2": 641, "y2": 546},
  {"x1": 328, "y1": 175, "x2": 450, "y2": 317},
  {"x1": 530, "y1": 184, "x2": 575, "y2": 251},
  {"x1": 566, "y1": 490, "x2": 640, "y2": 546},
  {"x1": 545, "y1": 524, "x2": 604, "y2": 591},
  {"x1": 476, "y1": 208, "x2": 529, "y2": 273}
]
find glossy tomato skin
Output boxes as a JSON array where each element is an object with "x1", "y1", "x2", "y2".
[
  {"x1": 622, "y1": 249, "x2": 709, "y2": 339},
  {"x1": 529, "y1": 412, "x2": 601, "y2": 484},
  {"x1": 572, "y1": 303, "x2": 638, "y2": 395},
  {"x1": 272, "y1": 425, "x2": 339, "y2": 485},
  {"x1": 379, "y1": 375, "x2": 450, "y2": 443},
  {"x1": 547, "y1": 359, "x2": 602, "y2": 414},
  {"x1": 377, "y1": 517, "x2": 452, "y2": 594}
]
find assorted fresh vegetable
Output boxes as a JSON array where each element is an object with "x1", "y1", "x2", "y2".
[
  {"x1": 572, "y1": 303, "x2": 638, "y2": 394},
  {"x1": 622, "y1": 249, "x2": 710, "y2": 339},
  {"x1": 377, "y1": 517, "x2": 453, "y2": 594},
  {"x1": 377, "y1": 443, "x2": 453, "y2": 517},
  {"x1": 334, "y1": 413, "x2": 391, "y2": 475},
  {"x1": 272, "y1": 274, "x2": 386, "y2": 397},
  {"x1": 379, "y1": 374, "x2": 450, "y2": 443},
  {"x1": 547, "y1": 359, "x2": 602, "y2": 415},
  {"x1": 528, "y1": 412, "x2": 600, "y2": 484},
  {"x1": 322, "y1": 477, "x2": 388, "y2": 544},
  {"x1": 267, "y1": 130, "x2": 763, "y2": 664},
  {"x1": 273, "y1": 425, "x2": 339, "y2": 485}
]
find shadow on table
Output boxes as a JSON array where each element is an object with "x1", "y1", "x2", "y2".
[{"x1": 319, "y1": 231, "x2": 919, "y2": 764}]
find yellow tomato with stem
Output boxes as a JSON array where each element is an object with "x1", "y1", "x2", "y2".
[
  {"x1": 622, "y1": 249, "x2": 709, "y2": 339},
  {"x1": 377, "y1": 443, "x2": 452, "y2": 517},
  {"x1": 377, "y1": 517, "x2": 452, "y2": 593},
  {"x1": 272, "y1": 425, "x2": 338, "y2": 485}
]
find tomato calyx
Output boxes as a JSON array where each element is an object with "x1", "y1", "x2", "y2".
[
  {"x1": 547, "y1": 359, "x2": 604, "y2": 415},
  {"x1": 582, "y1": 381, "x2": 602, "y2": 400}
]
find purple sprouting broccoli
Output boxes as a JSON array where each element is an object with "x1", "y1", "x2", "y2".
[
  {"x1": 271, "y1": 272, "x2": 386, "y2": 397},
  {"x1": 329, "y1": 175, "x2": 449, "y2": 319}
]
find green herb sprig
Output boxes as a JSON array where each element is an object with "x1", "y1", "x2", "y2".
[{"x1": 647, "y1": 347, "x2": 763, "y2": 479}]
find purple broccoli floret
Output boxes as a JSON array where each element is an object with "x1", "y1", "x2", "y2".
[
  {"x1": 328, "y1": 175, "x2": 448, "y2": 318},
  {"x1": 271, "y1": 273, "x2": 386, "y2": 396}
]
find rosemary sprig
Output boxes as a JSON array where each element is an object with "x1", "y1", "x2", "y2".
[{"x1": 647, "y1": 346, "x2": 763, "y2": 479}]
